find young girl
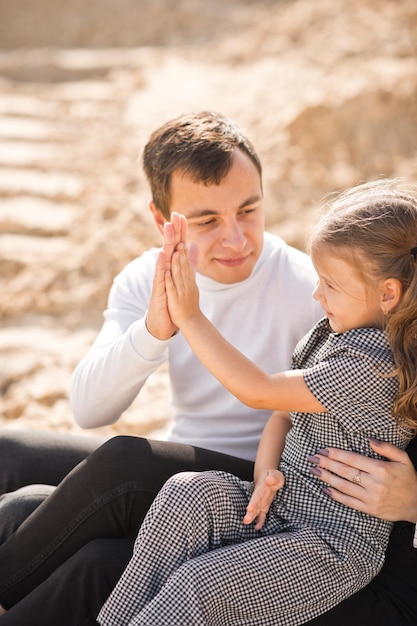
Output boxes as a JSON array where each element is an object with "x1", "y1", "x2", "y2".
[{"x1": 98, "y1": 179, "x2": 417, "y2": 626}]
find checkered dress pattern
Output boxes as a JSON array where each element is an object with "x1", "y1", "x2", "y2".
[{"x1": 98, "y1": 319, "x2": 409, "y2": 626}]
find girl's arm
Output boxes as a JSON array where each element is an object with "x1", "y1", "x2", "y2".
[
  {"x1": 243, "y1": 410, "x2": 291, "y2": 529},
  {"x1": 165, "y1": 245, "x2": 326, "y2": 414},
  {"x1": 253, "y1": 410, "x2": 291, "y2": 483}
]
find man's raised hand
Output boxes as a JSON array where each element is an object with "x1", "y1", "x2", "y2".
[{"x1": 145, "y1": 213, "x2": 187, "y2": 340}]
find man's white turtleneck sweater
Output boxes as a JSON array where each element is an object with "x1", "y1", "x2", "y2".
[{"x1": 70, "y1": 232, "x2": 322, "y2": 461}]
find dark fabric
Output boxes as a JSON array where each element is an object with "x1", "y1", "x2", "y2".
[
  {"x1": 0, "y1": 435, "x2": 253, "y2": 610},
  {"x1": 1, "y1": 432, "x2": 416, "y2": 623},
  {"x1": 0, "y1": 430, "x2": 105, "y2": 494},
  {"x1": 0, "y1": 539, "x2": 133, "y2": 626},
  {"x1": 0, "y1": 485, "x2": 55, "y2": 545},
  {"x1": 305, "y1": 435, "x2": 417, "y2": 626}
]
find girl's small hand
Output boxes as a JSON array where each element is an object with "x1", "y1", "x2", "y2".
[
  {"x1": 165, "y1": 244, "x2": 201, "y2": 328},
  {"x1": 162, "y1": 212, "x2": 187, "y2": 264},
  {"x1": 243, "y1": 469, "x2": 285, "y2": 530}
]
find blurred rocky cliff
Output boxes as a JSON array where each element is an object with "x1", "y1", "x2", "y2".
[{"x1": 0, "y1": 0, "x2": 416, "y2": 438}]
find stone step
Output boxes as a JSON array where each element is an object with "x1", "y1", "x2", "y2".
[
  {"x1": 0, "y1": 117, "x2": 61, "y2": 141},
  {"x1": 0, "y1": 93, "x2": 118, "y2": 129},
  {"x1": 46, "y1": 80, "x2": 119, "y2": 102},
  {"x1": 0, "y1": 141, "x2": 59, "y2": 167},
  {"x1": 0, "y1": 196, "x2": 78, "y2": 235},
  {"x1": 0, "y1": 95, "x2": 61, "y2": 118},
  {"x1": 0, "y1": 48, "x2": 148, "y2": 80},
  {"x1": 0, "y1": 233, "x2": 70, "y2": 264},
  {"x1": 0, "y1": 167, "x2": 84, "y2": 199}
]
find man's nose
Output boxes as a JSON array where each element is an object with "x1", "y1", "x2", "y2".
[{"x1": 221, "y1": 221, "x2": 246, "y2": 249}]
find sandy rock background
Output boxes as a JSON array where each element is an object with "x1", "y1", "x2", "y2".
[{"x1": 1, "y1": 0, "x2": 416, "y2": 441}]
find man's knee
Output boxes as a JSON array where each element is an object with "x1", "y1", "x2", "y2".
[
  {"x1": 86, "y1": 435, "x2": 150, "y2": 478},
  {"x1": 0, "y1": 430, "x2": 104, "y2": 492},
  {"x1": 0, "y1": 485, "x2": 55, "y2": 543},
  {"x1": 0, "y1": 432, "x2": 29, "y2": 493}
]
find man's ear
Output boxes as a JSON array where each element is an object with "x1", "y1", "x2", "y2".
[
  {"x1": 149, "y1": 201, "x2": 167, "y2": 236},
  {"x1": 381, "y1": 278, "x2": 402, "y2": 313}
]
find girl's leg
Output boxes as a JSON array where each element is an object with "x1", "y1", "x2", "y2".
[
  {"x1": 126, "y1": 528, "x2": 369, "y2": 626},
  {"x1": 305, "y1": 519, "x2": 417, "y2": 626},
  {"x1": 98, "y1": 470, "x2": 255, "y2": 626},
  {"x1": 0, "y1": 436, "x2": 253, "y2": 610},
  {"x1": 99, "y1": 468, "x2": 371, "y2": 626}
]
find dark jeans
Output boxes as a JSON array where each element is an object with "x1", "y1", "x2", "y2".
[
  {"x1": 0, "y1": 433, "x2": 253, "y2": 624},
  {"x1": 0, "y1": 430, "x2": 107, "y2": 494},
  {"x1": 0, "y1": 539, "x2": 133, "y2": 626},
  {"x1": 0, "y1": 431, "x2": 416, "y2": 625}
]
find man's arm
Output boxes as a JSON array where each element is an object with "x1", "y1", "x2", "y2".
[
  {"x1": 308, "y1": 439, "x2": 417, "y2": 523},
  {"x1": 70, "y1": 215, "x2": 187, "y2": 429}
]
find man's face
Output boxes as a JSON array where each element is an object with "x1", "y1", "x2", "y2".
[{"x1": 168, "y1": 149, "x2": 265, "y2": 284}]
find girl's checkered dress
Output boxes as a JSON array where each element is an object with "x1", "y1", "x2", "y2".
[{"x1": 98, "y1": 319, "x2": 409, "y2": 626}]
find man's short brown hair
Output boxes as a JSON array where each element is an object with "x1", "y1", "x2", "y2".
[{"x1": 142, "y1": 111, "x2": 262, "y2": 218}]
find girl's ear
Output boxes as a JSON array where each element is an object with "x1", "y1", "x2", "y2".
[
  {"x1": 381, "y1": 278, "x2": 402, "y2": 313},
  {"x1": 149, "y1": 201, "x2": 167, "y2": 236}
]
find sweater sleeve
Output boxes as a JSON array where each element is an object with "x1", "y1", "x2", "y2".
[{"x1": 70, "y1": 251, "x2": 170, "y2": 429}]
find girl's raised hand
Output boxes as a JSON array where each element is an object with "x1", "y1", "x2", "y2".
[
  {"x1": 243, "y1": 469, "x2": 285, "y2": 530},
  {"x1": 162, "y1": 212, "x2": 187, "y2": 264}
]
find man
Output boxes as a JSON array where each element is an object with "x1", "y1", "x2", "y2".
[{"x1": 0, "y1": 112, "x2": 416, "y2": 624}]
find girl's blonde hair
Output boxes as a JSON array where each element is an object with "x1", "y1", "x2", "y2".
[{"x1": 309, "y1": 179, "x2": 417, "y2": 434}]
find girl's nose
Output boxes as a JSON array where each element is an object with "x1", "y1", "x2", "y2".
[{"x1": 312, "y1": 283, "x2": 322, "y2": 302}]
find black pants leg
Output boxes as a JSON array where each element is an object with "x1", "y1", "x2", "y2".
[
  {"x1": 0, "y1": 430, "x2": 106, "y2": 494},
  {"x1": 0, "y1": 430, "x2": 107, "y2": 545},
  {"x1": 0, "y1": 485, "x2": 56, "y2": 545},
  {"x1": 0, "y1": 435, "x2": 253, "y2": 610},
  {"x1": 0, "y1": 539, "x2": 133, "y2": 626}
]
